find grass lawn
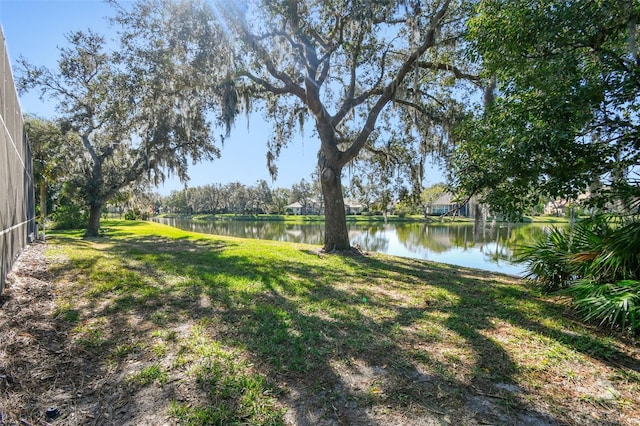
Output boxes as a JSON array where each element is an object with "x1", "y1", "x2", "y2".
[{"x1": 2, "y1": 220, "x2": 638, "y2": 425}]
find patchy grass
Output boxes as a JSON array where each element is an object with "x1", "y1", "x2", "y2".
[
  {"x1": 2, "y1": 220, "x2": 638, "y2": 425},
  {"x1": 128, "y1": 364, "x2": 169, "y2": 386}
]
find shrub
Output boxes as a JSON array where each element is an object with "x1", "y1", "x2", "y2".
[
  {"x1": 124, "y1": 208, "x2": 141, "y2": 220},
  {"x1": 51, "y1": 203, "x2": 87, "y2": 230},
  {"x1": 517, "y1": 226, "x2": 575, "y2": 292},
  {"x1": 564, "y1": 279, "x2": 640, "y2": 332}
]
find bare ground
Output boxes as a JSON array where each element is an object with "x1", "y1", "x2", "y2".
[{"x1": 0, "y1": 241, "x2": 638, "y2": 425}]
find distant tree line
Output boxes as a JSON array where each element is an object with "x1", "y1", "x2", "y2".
[
  {"x1": 104, "y1": 178, "x2": 459, "y2": 218},
  {"x1": 127, "y1": 179, "x2": 453, "y2": 217},
  {"x1": 160, "y1": 180, "x2": 295, "y2": 215}
]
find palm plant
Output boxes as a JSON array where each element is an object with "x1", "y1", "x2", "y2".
[
  {"x1": 517, "y1": 226, "x2": 576, "y2": 292},
  {"x1": 518, "y1": 215, "x2": 640, "y2": 333},
  {"x1": 567, "y1": 279, "x2": 640, "y2": 332}
]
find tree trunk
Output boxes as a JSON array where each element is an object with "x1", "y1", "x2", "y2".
[
  {"x1": 85, "y1": 202, "x2": 103, "y2": 237},
  {"x1": 320, "y1": 165, "x2": 350, "y2": 251},
  {"x1": 39, "y1": 180, "x2": 47, "y2": 225}
]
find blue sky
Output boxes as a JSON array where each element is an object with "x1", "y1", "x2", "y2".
[{"x1": 0, "y1": 0, "x2": 444, "y2": 195}]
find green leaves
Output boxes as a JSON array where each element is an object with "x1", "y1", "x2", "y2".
[
  {"x1": 517, "y1": 225, "x2": 574, "y2": 292},
  {"x1": 450, "y1": 0, "x2": 640, "y2": 218},
  {"x1": 567, "y1": 280, "x2": 640, "y2": 332}
]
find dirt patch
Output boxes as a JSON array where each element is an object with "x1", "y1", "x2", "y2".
[{"x1": 0, "y1": 243, "x2": 175, "y2": 425}]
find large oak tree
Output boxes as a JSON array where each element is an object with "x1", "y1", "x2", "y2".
[
  {"x1": 216, "y1": 0, "x2": 481, "y2": 250},
  {"x1": 117, "y1": 0, "x2": 480, "y2": 251}
]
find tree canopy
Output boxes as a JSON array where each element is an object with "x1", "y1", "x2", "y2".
[
  {"x1": 157, "y1": 0, "x2": 482, "y2": 250},
  {"x1": 449, "y1": 0, "x2": 640, "y2": 217},
  {"x1": 23, "y1": 116, "x2": 75, "y2": 223},
  {"x1": 18, "y1": 2, "x2": 225, "y2": 236}
]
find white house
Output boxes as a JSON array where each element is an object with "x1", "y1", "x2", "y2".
[
  {"x1": 344, "y1": 198, "x2": 363, "y2": 215},
  {"x1": 285, "y1": 202, "x2": 304, "y2": 215},
  {"x1": 285, "y1": 198, "x2": 323, "y2": 215}
]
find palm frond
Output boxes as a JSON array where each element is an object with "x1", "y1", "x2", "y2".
[
  {"x1": 516, "y1": 226, "x2": 574, "y2": 292},
  {"x1": 565, "y1": 280, "x2": 640, "y2": 333},
  {"x1": 520, "y1": 215, "x2": 640, "y2": 333}
]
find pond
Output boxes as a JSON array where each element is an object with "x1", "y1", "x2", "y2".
[{"x1": 153, "y1": 217, "x2": 558, "y2": 276}]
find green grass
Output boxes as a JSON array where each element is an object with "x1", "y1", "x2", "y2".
[
  {"x1": 43, "y1": 220, "x2": 639, "y2": 425},
  {"x1": 526, "y1": 215, "x2": 571, "y2": 223},
  {"x1": 53, "y1": 301, "x2": 80, "y2": 322},
  {"x1": 128, "y1": 364, "x2": 169, "y2": 386}
]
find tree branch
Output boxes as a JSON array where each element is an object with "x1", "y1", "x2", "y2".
[
  {"x1": 392, "y1": 97, "x2": 428, "y2": 115},
  {"x1": 81, "y1": 134, "x2": 99, "y2": 163},
  {"x1": 340, "y1": 0, "x2": 452, "y2": 167},
  {"x1": 331, "y1": 44, "x2": 390, "y2": 128},
  {"x1": 416, "y1": 61, "x2": 481, "y2": 85},
  {"x1": 238, "y1": 70, "x2": 297, "y2": 96},
  {"x1": 234, "y1": 14, "x2": 307, "y2": 102}
]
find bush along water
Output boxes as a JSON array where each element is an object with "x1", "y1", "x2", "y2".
[{"x1": 518, "y1": 215, "x2": 640, "y2": 334}]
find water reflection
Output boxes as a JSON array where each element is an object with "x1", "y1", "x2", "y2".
[{"x1": 153, "y1": 217, "x2": 555, "y2": 276}]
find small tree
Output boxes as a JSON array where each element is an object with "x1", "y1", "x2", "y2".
[
  {"x1": 251, "y1": 180, "x2": 273, "y2": 214},
  {"x1": 165, "y1": 190, "x2": 190, "y2": 214},
  {"x1": 270, "y1": 187, "x2": 291, "y2": 214},
  {"x1": 348, "y1": 166, "x2": 395, "y2": 217},
  {"x1": 202, "y1": 184, "x2": 225, "y2": 215},
  {"x1": 23, "y1": 116, "x2": 75, "y2": 225},
  {"x1": 291, "y1": 179, "x2": 314, "y2": 215},
  {"x1": 226, "y1": 182, "x2": 250, "y2": 214},
  {"x1": 419, "y1": 183, "x2": 447, "y2": 218}
]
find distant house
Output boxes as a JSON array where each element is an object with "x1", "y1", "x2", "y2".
[
  {"x1": 285, "y1": 198, "x2": 324, "y2": 215},
  {"x1": 543, "y1": 192, "x2": 592, "y2": 216},
  {"x1": 344, "y1": 198, "x2": 363, "y2": 215},
  {"x1": 285, "y1": 202, "x2": 303, "y2": 215},
  {"x1": 285, "y1": 198, "x2": 364, "y2": 215},
  {"x1": 428, "y1": 193, "x2": 471, "y2": 216},
  {"x1": 544, "y1": 198, "x2": 571, "y2": 216}
]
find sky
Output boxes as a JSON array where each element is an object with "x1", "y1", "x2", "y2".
[{"x1": 0, "y1": 0, "x2": 444, "y2": 196}]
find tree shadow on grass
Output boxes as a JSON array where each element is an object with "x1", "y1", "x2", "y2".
[
  {"x1": 95, "y1": 232, "x2": 571, "y2": 424},
  {"x1": 362, "y1": 255, "x2": 639, "y2": 370},
  {"x1": 350, "y1": 255, "x2": 640, "y2": 423},
  {"x1": 27, "y1": 227, "x2": 639, "y2": 425}
]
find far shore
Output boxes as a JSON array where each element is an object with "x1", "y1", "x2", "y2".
[{"x1": 152, "y1": 212, "x2": 571, "y2": 224}]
